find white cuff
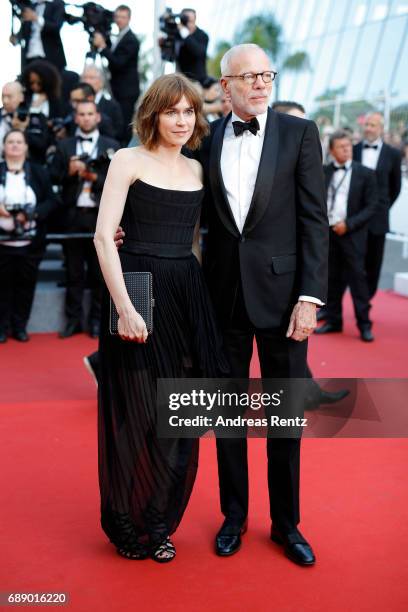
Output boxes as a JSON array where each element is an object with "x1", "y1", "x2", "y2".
[
  {"x1": 38, "y1": 16, "x2": 45, "y2": 28},
  {"x1": 298, "y1": 295, "x2": 325, "y2": 306}
]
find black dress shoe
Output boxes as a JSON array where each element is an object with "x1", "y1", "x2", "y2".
[
  {"x1": 316, "y1": 308, "x2": 327, "y2": 322},
  {"x1": 305, "y1": 388, "x2": 350, "y2": 411},
  {"x1": 215, "y1": 519, "x2": 248, "y2": 557},
  {"x1": 314, "y1": 323, "x2": 342, "y2": 335},
  {"x1": 360, "y1": 328, "x2": 374, "y2": 342},
  {"x1": 0, "y1": 331, "x2": 8, "y2": 343},
  {"x1": 13, "y1": 330, "x2": 29, "y2": 342},
  {"x1": 88, "y1": 320, "x2": 100, "y2": 339},
  {"x1": 271, "y1": 527, "x2": 315, "y2": 566},
  {"x1": 59, "y1": 320, "x2": 82, "y2": 339},
  {"x1": 83, "y1": 352, "x2": 100, "y2": 386}
]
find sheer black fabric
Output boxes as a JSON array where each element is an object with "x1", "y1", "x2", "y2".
[{"x1": 98, "y1": 179, "x2": 229, "y2": 548}]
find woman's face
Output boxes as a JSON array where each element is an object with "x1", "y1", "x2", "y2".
[
  {"x1": 28, "y1": 72, "x2": 43, "y2": 93},
  {"x1": 4, "y1": 132, "x2": 28, "y2": 160},
  {"x1": 157, "y1": 95, "x2": 196, "y2": 148}
]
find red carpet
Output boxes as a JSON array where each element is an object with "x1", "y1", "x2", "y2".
[{"x1": 1, "y1": 291, "x2": 408, "y2": 611}]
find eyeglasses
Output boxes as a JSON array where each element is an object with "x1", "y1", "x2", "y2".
[{"x1": 223, "y1": 71, "x2": 277, "y2": 85}]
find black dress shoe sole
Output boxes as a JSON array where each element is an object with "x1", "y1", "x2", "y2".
[
  {"x1": 215, "y1": 541, "x2": 242, "y2": 557},
  {"x1": 270, "y1": 533, "x2": 315, "y2": 566}
]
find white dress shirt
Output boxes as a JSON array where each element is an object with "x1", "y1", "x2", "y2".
[
  {"x1": 75, "y1": 129, "x2": 99, "y2": 208},
  {"x1": 26, "y1": 0, "x2": 52, "y2": 60},
  {"x1": 361, "y1": 138, "x2": 382, "y2": 170},
  {"x1": 0, "y1": 171, "x2": 37, "y2": 247},
  {"x1": 111, "y1": 26, "x2": 130, "y2": 52},
  {"x1": 220, "y1": 111, "x2": 322, "y2": 305},
  {"x1": 328, "y1": 159, "x2": 353, "y2": 226}
]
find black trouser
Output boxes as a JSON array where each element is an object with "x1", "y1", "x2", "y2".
[
  {"x1": 216, "y1": 281, "x2": 307, "y2": 533},
  {"x1": 0, "y1": 244, "x2": 43, "y2": 333},
  {"x1": 326, "y1": 229, "x2": 371, "y2": 331},
  {"x1": 365, "y1": 231, "x2": 386, "y2": 299},
  {"x1": 65, "y1": 208, "x2": 102, "y2": 324},
  {"x1": 116, "y1": 96, "x2": 138, "y2": 144}
]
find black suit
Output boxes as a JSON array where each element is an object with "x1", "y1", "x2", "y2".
[
  {"x1": 49, "y1": 134, "x2": 119, "y2": 325},
  {"x1": 20, "y1": 0, "x2": 66, "y2": 71},
  {"x1": 0, "y1": 162, "x2": 59, "y2": 333},
  {"x1": 197, "y1": 109, "x2": 329, "y2": 532},
  {"x1": 177, "y1": 27, "x2": 208, "y2": 84},
  {"x1": 101, "y1": 29, "x2": 140, "y2": 141},
  {"x1": 353, "y1": 141, "x2": 402, "y2": 297},
  {"x1": 324, "y1": 161, "x2": 378, "y2": 330},
  {"x1": 97, "y1": 95, "x2": 124, "y2": 142}
]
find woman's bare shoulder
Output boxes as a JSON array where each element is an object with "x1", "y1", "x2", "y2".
[{"x1": 185, "y1": 156, "x2": 203, "y2": 182}]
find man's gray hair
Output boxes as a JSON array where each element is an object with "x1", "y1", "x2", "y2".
[
  {"x1": 82, "y1": 64, "x2": 105, "y2": 85},
  {"x1": 220, "y1": 44, "x2": 267, "y2": 76}
]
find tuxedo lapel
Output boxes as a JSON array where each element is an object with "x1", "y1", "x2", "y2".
[
  {"x1": 376, "y1": 142, "x2": 387, "y2": 172},
  {"x1": 242, "y1": 108, "x2": 279, "y2": 235},
  {"x1": 353, "y1": 142, "x2": 362, "y2": 163},
  {"x1": 209, "y1": 114, "x2": 240, "y2": 237}
]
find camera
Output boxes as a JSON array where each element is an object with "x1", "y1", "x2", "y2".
[
  {"x1": 4, "y1": 203, "x2": 36, "y2": 238},
  {"x1": 159, "y1": 7, "x2": 189, "y2": 63},
  {"x1": 77, "y1": 148, "x2": 116, "y2": 176},
  {"x1": 64, "y1": 2, "x2": 114, "y2": 57}
]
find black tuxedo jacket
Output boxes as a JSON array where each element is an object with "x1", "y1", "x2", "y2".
[
  {"x1": 177, "y1": 27, "x2": 209, "y2": 84},
  {"x1": 197, "y1": 109, "x2": 329, "y2": 329},
  {"x1": 324, "y1": 161, "x2": 379, "y2": 237},
  {"x1": 49, "y1": 135, "x2": 119, "y2": 225},
  {"x1": 353, "y1": 141, "x2": 402, "y2": 234},
  {"x1": 20, "y1": 0, "x2": 66, "y2": 70},
  {"x1": 101, "y1": 30, "x2": 140, "y2": 100},
  {"x1": 97, "y1": 96, "x2": 124, "y2": 141}
]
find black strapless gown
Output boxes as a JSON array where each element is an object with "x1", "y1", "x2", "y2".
[{"x1": 98, "y1": 179, "x2": 228, "y2": 549}]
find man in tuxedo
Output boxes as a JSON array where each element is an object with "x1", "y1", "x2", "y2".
[
  {"x1": 175, "y1": 9, "x2": 209, "y2": 85},
  {"x1": 353, "y1": 113, "x2": 402, "y2": 298},
  {"x1": 93, "y1": 4, "x2": 140, "y2": 143},
  {"x1": 315, "y1": 131, "x2": 378, "y2": 342},
  {"x1": 198, "y1": 44, "x2": 329, "y2": 565},
  {"x1": 49, "y1": 101, "x2": 119, "y2": 338},
  {"x1": 81, "y1": 65, "x2": 124, "y2": 142},
  {"x1": 16, "y1": 0, "x2": 66, "y2": 72}
]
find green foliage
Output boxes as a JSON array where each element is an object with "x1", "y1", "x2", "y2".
[
  {"x1": 233, "y1": 13, "x2": 282, "y2": 59},
  {"x1": 207, "y1": 41, "x2": 232, "y2": 79}
]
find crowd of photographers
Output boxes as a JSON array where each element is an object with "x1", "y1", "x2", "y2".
[{"x1": 0, "y1": 2, "x2": 216, "y2": 343}]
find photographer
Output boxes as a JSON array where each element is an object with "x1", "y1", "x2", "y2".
[
  {"x1": 13, "y1": 0, "x2": 66, "y2": 72},
  {"x1": 49, "y1": 100, "x2": 119, "y2": 338},
  {"x1": 92, "y1": 4, "x2": 139, "y2": 143},
  {"x1": 0, "y1": 129, "x2": 59, "y2": 343},
  {"x1": 1, "y1": 81, "x2": 49, "y2": 165},
  {"x1": 81, "y1": 65, "x2": 124, "y2": 141},
  {"x1": 175, "y1": 9, "x2": 209, "y2": 84}
]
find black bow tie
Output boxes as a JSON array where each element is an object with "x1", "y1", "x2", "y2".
[
  {"x1": 363, "y1": 143, "x2": 378, "y2": 150},
  {"x1": 77, "y1": 136, "x2": 93, "y2": 143},
  {"x1": 333, "y1": 165, "x2": 347, "y2": 171},
  {"x1": 232, "y1": 117, "x2": 260, "y2": 137}
]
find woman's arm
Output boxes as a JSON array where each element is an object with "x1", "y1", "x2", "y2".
[
  {"x1": 192, "y1": 218, "x2": 201, "y2": 264},
  {"x1": 94, "y1": 149, "x2": 147, "y2": 342}
]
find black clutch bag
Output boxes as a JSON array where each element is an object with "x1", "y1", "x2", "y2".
[{"x1": 109, "y1": 272, "x2": 154, "y2": 335}]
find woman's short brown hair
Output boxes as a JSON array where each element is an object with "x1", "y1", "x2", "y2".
[{"x1": 135, "y1": 73, "x2": 209, "y2": 150}]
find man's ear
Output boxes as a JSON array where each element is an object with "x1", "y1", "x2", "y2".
[{"x1": 220, "y1": 77, "x2": 229, "y2": 95}]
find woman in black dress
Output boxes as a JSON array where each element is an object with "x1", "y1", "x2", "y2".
[{"x1": 94, "y1": 74, "x2": 228, "y2": 562}]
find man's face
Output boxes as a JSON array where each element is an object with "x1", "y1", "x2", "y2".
[
  {"x1": 2, "y1": 84, "x2": 24, "y2": 113},
  {"x1": 70, "y1": 89, "x2": 87, "y2": 110},
  {"x1": 181, "y1": 10, "x2": 196, "y2": 28},
  {"x1": 330, "y1": 138, "x2": 353, "y2": 165},
  {"x1": 4, "y1": 131, "x2": 28, "y2": 159},
  {"x1": 82, "y1": 69, "x2": 103, "y2": 94},
  {"x1": 114, "y1": 9, "x2": 130, "y2": 30},
  {"x1": 363, "y1": 114, "x2": 383, "y2": 142},
  {"x1": 220, "y1": 48, "x2": 273, "y2": 121},
  {"x1": 75, "y1": 103, "x2": 101, "y2": 133}
]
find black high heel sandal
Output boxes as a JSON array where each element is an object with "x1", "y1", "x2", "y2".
[
  {"x1": 110, "y1": 512, "x2": 149, "y2": 560},
  {"x1": 150, "y1": 537, "x2": 176, "y2": 563}
]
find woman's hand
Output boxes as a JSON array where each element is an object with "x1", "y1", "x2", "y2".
[{"x1": 118, "y1": 307, "x2": 148, "y2": 343}]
